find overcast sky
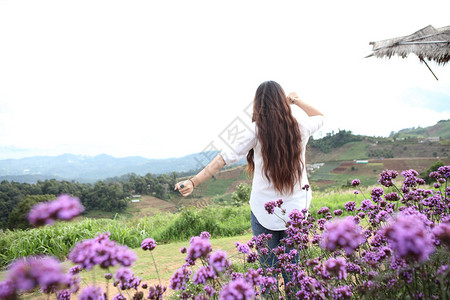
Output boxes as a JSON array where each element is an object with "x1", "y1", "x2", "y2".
[{"x1": 0, "y1": 0, "x2": 449, "y2": 160}]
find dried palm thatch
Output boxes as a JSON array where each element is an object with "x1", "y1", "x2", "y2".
[{"x1": 367, "y1": 25, "x2": 450, "y2": 80}]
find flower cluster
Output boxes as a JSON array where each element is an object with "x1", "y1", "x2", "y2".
[
  {"x1": 3, "y1": 166, "x2": 449, "y2": 300},
  {"x1": 0, "y1": 256, "x2": 71, "y2": 298},
  {"x1": 68, "y1": 232, "x2": 137, "y2": 270},
  {"x1": 28, "y1": 194, "x2": 84, "y2": 226}
]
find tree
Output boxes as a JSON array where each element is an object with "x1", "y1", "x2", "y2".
[
  {"x1": 7, "y1": 194, "x2": 56, "y2": 230},
  {"x1": 231, "y1": 183, "x2": 251, "y2": 206}
]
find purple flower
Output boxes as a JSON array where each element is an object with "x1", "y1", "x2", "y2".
[
  {"x1": 5, "y1": 256, "x2": 68, "y2": 293},
  {"x1": 344, "y1": 201, "x2": 356, "y2": 212},
  {"x1": 360, "y1": 199, "x2": 375, "y2": 211},
  {"x1": 264, "y1": 201, "x2": 277, "y2": 214},
  {"x1": 385, "y1": 192, "x2": 400, "y2": 202},
  {"x1": 318, "y1": 206, "x2": 330, "y2": 215},
  {"x1": 371, "y1": 187, "x2": 384, "y2": 202},
  {"x1": 209, "y1": 250, "x2": 229, "y2": 272},
  {"x1": 346, "y1": 262, "x2": 362, "y2": 274},
  {"x1": 0, "y1": 279, "x2": 15, "y2": 298},
  {"x1": 147, "y1": 284, "x2": 167, "y2": 300},
  {"x1": 186, "y1": 236, "x2": 212, "y2": 261},
  {"x1": 333, "y1": 285, "x2": 352, "y2": 299},
  {"x1": 193, "y1": 266, "x2": 216, "y2": 284},
  {"x1": 432, "y1": 222, "x2": 450, "y2": 248},
  {"x1": 219, "y1": 278, "x2": 255, "y2": 300},
  {"x1": 141, "y1": 238, "x2": 157, "y2": 251},
  {"x1": 78, "y1": 286, "x2": 105, "y2": 300},
  {"x1": 378, "y1": 170, "x2": 398, "y2": 187},
  {"x1": 69, "y1": 265, "x2": 82, "y2": 275},
  {"x1": 384, "y1": 215, "x2": 434, "y2": 262},
  {"x1": 200, "y1": 231, "x2": 211, "y2": 239},
  {"x1": 324, "y1": 257, "x2": 347, "y2": 279},
  {"x1": 235, "y1": 242, "x2": 251, "y2": 255},
  {"x1": 320, "y1": 216, "x2": 365, "y2": 255},
  {"x1": 169, "y1": 266, "x2": 192, "y2": 290},
  {"x1": 246, "y1": 252, "x2": 258, "y2": 263},
  {"x1": 115, "y1": 267, "x2": 133, "y2": 283},
  {"x1": 351, "y1": 179, "x2": 360, "y2": 187},
  {"x1": 302, "y1": 184, "x2": 310, "y2": 191},
  {"x1": 56, "y1": 289, "x2": 71, "y2": 300},
  {"x1": 69, "y1": 232, "x2": 137, "y2": 270},
  {"x1": 112, "y1": 294, "x2": 126, "y2": 300},
  {"x1": 28, "y1": 194, "x2": 84, "y2": 226},
  {"x1": 438, "y1": 166, "x2": 450, "y2": 178},
  {"x1": 333, "y1": 209, "x2": 343, "y2": 216}
]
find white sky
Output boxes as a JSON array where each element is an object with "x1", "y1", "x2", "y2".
[{"x1": 0, "y1": 0, "x2": 449, "y2": 160}]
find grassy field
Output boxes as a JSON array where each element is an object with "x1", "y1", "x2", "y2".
[{"x1": 17, "y1": 233, "x2": 254, "y2": 299}]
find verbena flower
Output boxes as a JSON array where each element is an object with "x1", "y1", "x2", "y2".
[
  {"x1": 68, "y1": 232, "x2": 137, "y2": 270},
  {"x1": 112, "y1": 293, "x2": 126, "y2": 300},
  {"x1": 385, "y1": 192, "x2": 400, "y2": 202},
  {"x1": 56, "y1": 289, "x2": 71, "y2": 300},
  {"x1": 0, "y1": 279, "x2": 15, "y2": 298},
  {"x1": 320, "y1": 216, "x2": 365, "y2": 255},
  {"x1": 318, "y1": 207, "x2": 330, "y2": 215},
  {"x1": 333, "y1": 285, "x2": 352, "y2": 300},
  {"x1": 371, "y1": 187, "x2": 384, "y2": 202},
  {"x1": 344, "y1": 201, "x2": 356, "y2": 212},
  {"x1": 438, "y1": 166, "x2": 450, "y2": 178},
  {"x1": 378, "y1": 170, "x2": 398, "y2": 187},
  {"x1": 187, "y1": 236, "x2": 212, "y2": 261},
  {"x1": 147, "y1": 284, "x2": 167, "y2": 300},
  {"x1": 209, "y1": 250, "x2": 229, "y2": 272},
  {"x1": 78, "y1": 286, "x2": 105, "y2": 300},
  {"x1": 141, "y1": 238, "x2": 157, "y2": 251},
  {"x1": 334, "y1": 209, "x2": 343, "y2": 216},
  {"x1": 169, "y1": 266, "x2": 192, "y2": 290},
  {"x1": 193, "y1": 266, "x2": 216, "y2": 285},
  {"x1": 264, "y1": 201, "x2": 277, "y2": 214},
  {"x1": 219, "y1": 278, "x2": 255, "y2": 300},
  {"x1": 383, "y1": 214, "x2": 434, "y2": 262},
  {"x1": 360, "y1": 199, "x2": 375, "y2": 211},
  {"x1": 432, "y1": 222, "x2": 450, "y2": 248},
  {"x1": 200, "y1": 231, "x2": 211, "y2": 239},
  {"x1": 235, "y1": 242, "x2": 251, "y2": 255},
  {"x1": 324, "y1": 257, "x2": 347, "y2": 279},
  {"x1": 115, "y1": 267, "x2": 133, "y2": 283},
  {"x1": 351, "y1": 179, "x2": 360, "y2": 187},
  {"x1": 5, "y1": 256, "x2": 68, "y2": 293},
  {"x1": 28, "y1": 194, "x2": 84, "y2": 227}
]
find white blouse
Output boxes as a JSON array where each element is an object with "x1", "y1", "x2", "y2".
[{"x1": 220, "y1": 113, "x2": 324, "y2": 231}]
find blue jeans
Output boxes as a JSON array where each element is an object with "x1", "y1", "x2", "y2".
[{"x1": 250, "y1": 211, "x2": 291, "y2": 286}]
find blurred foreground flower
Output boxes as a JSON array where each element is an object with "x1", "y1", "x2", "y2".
[
  {"x1": 320, "y1": 216, "x2": 365, "y2": 255},
  {"x1": 384, "y1": 214, "x2": 435, "y2": 262},
  {"x1": 28, "y1": 194, "x2": 84, "y2": 227},
  {"x1": 0, "y1": 256, "x2": 69, "y2": 298}
]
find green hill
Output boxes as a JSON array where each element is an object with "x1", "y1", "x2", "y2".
[{"x1": 391, "y1": 119, "x2": 450, "y2": 139}]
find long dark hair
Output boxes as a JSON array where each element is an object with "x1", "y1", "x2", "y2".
[{"x1": 246, "y1": 81, "x2": 303, "y2": 194}]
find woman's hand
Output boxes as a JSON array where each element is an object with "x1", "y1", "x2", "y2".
[
  {"x1": 287, "y1": 92, "x2": 301, "y2": 105},
  {"x1": 174, "y1": 180, "x2": 194, "y2": 197}
]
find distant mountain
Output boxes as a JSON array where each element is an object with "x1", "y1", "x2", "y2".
[
  {"x1": 1, "y1": 120, "x2": 448, "y2": 184},
  {"x1": 0, "y1": 151, "x2": 241, "y2": 183},
  {"x1": 391, "y1": 119, "x2": 450, "y2": 139}
]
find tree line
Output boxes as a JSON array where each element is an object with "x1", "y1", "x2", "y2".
[{"x1": 0, "y1": 172, "x2": 183, "y2": 230}]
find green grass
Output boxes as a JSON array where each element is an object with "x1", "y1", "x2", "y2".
[
  {"x1": 0, "y1": 206, "x2": 252, "y2": 268},
  {"x1": 203, "y1": 178, "x2": 235, "y2": 197},
  {"x1": 337, "y1": 141, "x2": 369, "y2": 160}
]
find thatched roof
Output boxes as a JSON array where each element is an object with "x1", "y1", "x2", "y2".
[{"x1": 367, "y1": 25, "x2": 450, "y2": 65}]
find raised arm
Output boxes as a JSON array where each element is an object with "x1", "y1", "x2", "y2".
[
  {"x1": 174, "y1": 154, "x2": 226, "y2": 197},
  {"x1": 287, "y1": 92, "x2": 323, "y2": 117}
]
